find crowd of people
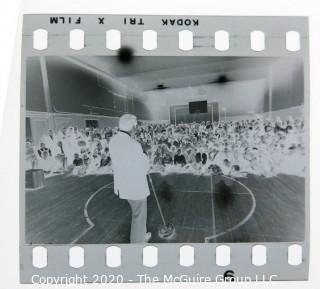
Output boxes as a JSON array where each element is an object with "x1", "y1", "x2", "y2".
[{"x1": 25, "y1": 115, "x2": 305, "y2": 178}]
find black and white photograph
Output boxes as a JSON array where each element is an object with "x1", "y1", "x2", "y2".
[{"x1": 24, "y1": 54, "x2": 305, "y2": 244}]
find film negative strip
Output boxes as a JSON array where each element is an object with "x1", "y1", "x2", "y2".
[{"x1": 20, "y1": 14, "x2": 309, "y2": 284}]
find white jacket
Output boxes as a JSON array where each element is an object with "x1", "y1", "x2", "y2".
[{"x1": 109, "y1": 131, "x2": 150, "y2": 200}]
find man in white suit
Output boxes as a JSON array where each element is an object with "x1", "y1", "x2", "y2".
[{"x1": 109, "y1": 114, "x2": 151, "y2": 243}]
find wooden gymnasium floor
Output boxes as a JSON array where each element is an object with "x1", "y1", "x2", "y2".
[{"x1": 25, "y1": 173, "x2": 305, "y2": 244}]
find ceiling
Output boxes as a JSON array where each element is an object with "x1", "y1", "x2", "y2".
[{"x1": 70, "y1": 55, "x2": 278, "y2": 93}]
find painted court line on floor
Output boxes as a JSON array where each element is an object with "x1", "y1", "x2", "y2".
[
  {"x1": 205, "y1": 175, "x2": 257, "y2": 242},
  {"x1": 72, "y1": 175, "x2": 255, "y2": 244},
  {"x1": 71, "y1": 182, "x2": 114, "y2": 244}
]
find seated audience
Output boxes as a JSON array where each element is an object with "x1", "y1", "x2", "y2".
[{"x1": 26, "y1": 114, "x2": 305, "y2": 178}]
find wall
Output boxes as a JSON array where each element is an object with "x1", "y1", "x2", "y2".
[
  {"x1": 270, "y1": 57, "x2": 304, "y2": 111},
  {"x1": 144, "y1": 79, "x2": 266, "y2": 121},
  {"x1": 26, "y1": 56, "x2": 304, "y2": 122},
  {"x1": 26, "y1": 111, "x2": 120, "y2": 145},
  {"x1": 26, "y1": 57, "x2": 46, "y2": 112},
  {"x1": 25, "y1": 56, "x2": 304, "y2": 144},
  {"x1": 141, "y1": 57, "x2": 304, "y2": 121},
  {"x1": 26, "y1": 56, "x2": 151, "y2": 119},
  {"x1": 223, "y1": 105, "x2": 304, "y2": 122},
  {"x1": 25, "y1": 56, "x2": 153, "y2": 144}
]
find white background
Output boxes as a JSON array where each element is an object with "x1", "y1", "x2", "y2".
[{"x1": 0, "y1": 0, "x2": 319, "y2": 288}]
